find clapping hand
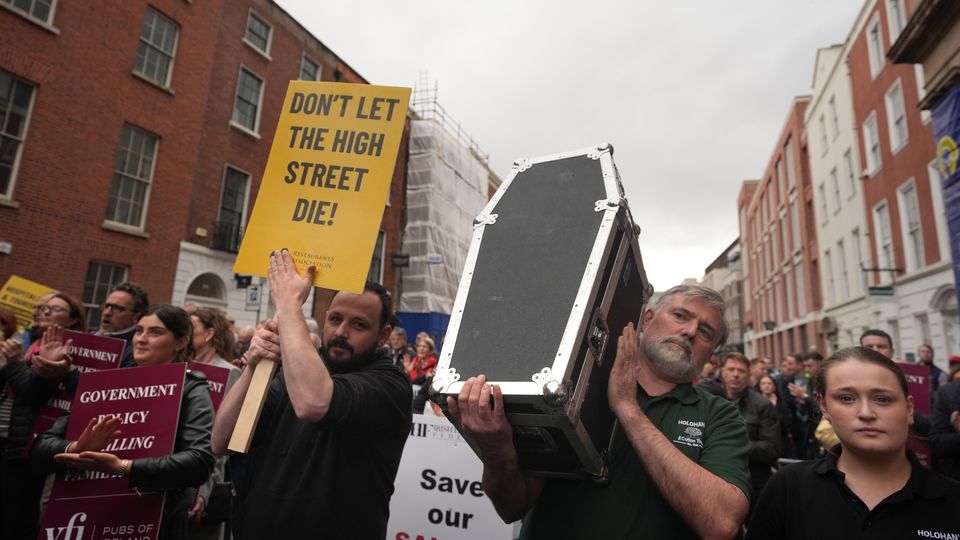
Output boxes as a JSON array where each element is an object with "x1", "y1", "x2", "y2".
[{"x1": 32, "y1": 325, "x2": 74, "y2": 379}]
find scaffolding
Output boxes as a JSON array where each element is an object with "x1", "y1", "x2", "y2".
[{"x1": 399, "y1": 81, "x2": 498, "y2": 314}]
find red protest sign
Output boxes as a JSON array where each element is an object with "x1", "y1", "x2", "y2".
[
  {"x1": 39, "y1": 363, "x2": 187, "y2": 540},
  {"x1": 26, "y1": 331, "x2": 126, "y2": 456},
  {"x1": 898, "y1": 362, "x2": 931, "y2": 415},
  {"x1": 188, "y1": 362, "x2": 232, "y2": 412}
]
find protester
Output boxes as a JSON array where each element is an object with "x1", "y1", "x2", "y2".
[
  {"x1": 802, "y1": 351, "x2": 823, "y2": 395},
  {"x1": 761, "y1": 356, "x2": 778, "y2": 378},
  {"x1": 919, "y1": 344, "x2": 948, "y2": 392},
  {"x1": 859, "y1": 328, "x2": 894, "y2": 358},
  {"x1": 451, "y1": 284, "x2": 750, "y2": 539},
  {"x1": 720, "y1": 352, "x2": 780, "y2": 509},
  {"x1": 746, "y1": 347, "x2": 960, "y2": 538},
  {"x1": 388, "y1": 326, "x2": 409, "y2": 370},
  {"x1": 775, "y1": 353, "x2": 820, "y2": 459},
  {"x1": 233, "y1": 325, "x2": 255, "y2": 360},
  {"x1": 950, "y1": 358, "x2": 960, "y2": 383},
  {"x1": 0, "y1": 292, "x2": 84, "y2": 540},
  {"x1": 930, "y1": 375, "x2": 960, "y2": 481},
  {"x1": 749, "y1": 357, "x2": 767, "y2": 387},
  {"x1": 191, "y1": 308, "x2": 240, "y2": 377},
  {"x1": 31, "y1": 304, "x2": 215, "y2": 540},
  {"x1": 409, "y1": 336, "x2": 438, "y2": 383},
  {"x1": 211, "y1": 250, "x2": 412, "y2": 538},
  {"x1": 97, "y1": 281, "x2": 150, "y2": 368}
]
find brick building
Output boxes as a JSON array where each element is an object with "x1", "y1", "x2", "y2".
[
  {"x1": 0, "y1": 0, "x2": 408, "y2": 329},
  {"x1": 739, "y1": 97, "x2": 826, "y2": 362},
  {"x1": 846, "y1": 0, "x2": 956, "y2": 359}
]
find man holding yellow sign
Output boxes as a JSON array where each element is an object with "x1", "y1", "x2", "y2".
[{"x1": 217, "y1": 81, "x2": 413, "y2": 537}]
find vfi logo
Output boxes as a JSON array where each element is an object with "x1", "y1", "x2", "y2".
[{"x1": 44, "y1": 512, "x2": 87, "y2": 540}]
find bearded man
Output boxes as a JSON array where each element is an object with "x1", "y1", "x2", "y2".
[
  {"x1": 212, "y1": 250, "x2": 412, "y2": 538},
  {"x1": 452, "y1": 284, "x2": 751, "y2": 539}
]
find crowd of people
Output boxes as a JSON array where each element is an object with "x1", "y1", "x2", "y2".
[{"x1": 1, "y1": 271, "x2": 960, "y2": 538}]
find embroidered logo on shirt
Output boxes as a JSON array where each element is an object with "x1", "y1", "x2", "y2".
[
  {"x1": 674, "y1": 420, "x2": 705, "y2": 448},
  {"x1": 916, "y1": 530, "x2": 960, "y2": 539}
]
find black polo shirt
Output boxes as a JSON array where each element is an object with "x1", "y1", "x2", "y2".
[{"x1": 746, "y1": 451, "x2": 960, "y2": 539}]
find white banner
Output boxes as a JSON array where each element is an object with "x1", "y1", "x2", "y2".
[{"x1": 387, "y1": 414, "x2": 514, "y2": 540}]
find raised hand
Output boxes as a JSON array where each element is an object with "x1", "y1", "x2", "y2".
[
  {"x1": 608, "y1": 323, "x2": 641, "y2": 416},
  {"x1": 267, "y1": 249, "x2": 316, "y2": 312},
  {"x1": 245, "y1": 319, "x2": 280, "y2": 369},
  {"x1": 69, "y1": 416, "x2": 122, "y2": 453}
]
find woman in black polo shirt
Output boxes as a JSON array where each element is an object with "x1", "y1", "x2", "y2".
[{"x1": 746, "y1": 347, "x2": 960, "y2": 539}]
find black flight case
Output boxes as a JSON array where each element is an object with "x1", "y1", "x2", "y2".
[{"x1": 431, "y1": 143, "x2": 654, "y2": 481}]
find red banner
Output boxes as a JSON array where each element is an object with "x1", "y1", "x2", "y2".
[
  {"x1": 187, "y1": 362, "x2": 231, "y2": 412},
  {"x1": 26, "y1": 331, "x2": 126, "y2": 456},
  {"x1": 898, "y1": 362, "x2": 931, "y2": 415},
  {"x1": 39, "y1": 363, "x2": 187, "y2": 540}
]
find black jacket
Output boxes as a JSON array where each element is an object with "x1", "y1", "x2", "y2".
[
  {"x1": 931, "y1": 380, "x2": 960, "y2": 480},
  {"x1": 0, "y1": 361, "x2": 67, "y2": 461},
  {"x1": 31, "y1": 369, "x2": 215, "y2": 540}
]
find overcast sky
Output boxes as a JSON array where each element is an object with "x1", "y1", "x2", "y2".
[{"x1": 277, "y1": 0, "x2": 866, "y2": 291}]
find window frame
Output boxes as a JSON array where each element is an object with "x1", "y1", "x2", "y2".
[
  {"x1": 230, "y1": 66, "x2": 265, "y2": 137},
  {"x1": 863, "y1": 111, "x2": 882, "y2": 175},
  {"x1": 104, "y1": 123, "x2": 160, "y2": 230},
  {"x1": 243, "y1": 9, "x2": 273, "y2": 58},
  {"x1": 0, "y1": 70, "x2": 37, "y2": 201},
  {"x1": 300, "y1": 54, "x2": 321, "y2": 81},
  {"x1": 0, "y1": 0, "x2": 58, "y2": 29},
  {"x1": 885, "y1": 78, "x2": 908, "y2": 154},
  {"x1": 133, "y1": 6, "x2": 180, "y2": 88},
  {"x1": 896, "y1": 178, "x2": 924, "y2": 272},
  {"x1": 885, "y1": 0, "x2": 907, "y2": 44},
  {"x1": 866, "y1": 12, "x2": 885, "y2": 80},
  {"x1": 873, "y1": 200, "x2": 894, "y2": 282}
]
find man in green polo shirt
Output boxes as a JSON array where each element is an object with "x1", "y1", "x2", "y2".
[{"x1": 450, "y1": 285, "x2": 751, "y2": 539}]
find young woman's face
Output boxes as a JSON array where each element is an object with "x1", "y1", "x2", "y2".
[
  {"x1": 819, "y1": 358, "x2": 913, "y2": 456},
  {"x1": 758, "y1": 377, "x2": 775, "y2": 395},
  {"x1": 416, "y1": 342, "x2": 431, "y2": 358},
  {"x1": 39, "y1": 297, "x2": 76, "y2": 329},
  {"x1": 133, "y1": 314, "x2": 188, "y2": 366}
]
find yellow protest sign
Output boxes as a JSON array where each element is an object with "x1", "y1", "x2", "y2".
[
  {"x1": 234, "y1": 81, "x2": 410, "y2": 293},
  {"x1": 0, "y1": 275, "x2": 56, "y2": 330}
]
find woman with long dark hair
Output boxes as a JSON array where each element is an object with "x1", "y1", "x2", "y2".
[{"x1": 32, "y1": 304, "x2": 214, "y2": 540}]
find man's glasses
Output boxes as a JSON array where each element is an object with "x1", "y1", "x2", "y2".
[{"x1": 102, "y1": 303, "x2": 130, "y2": 313}]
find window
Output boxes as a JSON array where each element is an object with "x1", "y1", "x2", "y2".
[
  {"x1": 790, "y1": 199, "x2": 800, "y2": 252},
  {"x1": 818, "y1": 114, "x2": 828, "y2": 154},
  {"x1": 818, "y1": 183, "x2": 828, "y2": 224},
  {"x1": 885, "y1": 79, "x2": 908, "y2": 153},
  {"x1": 843, "y1": 148, "x2": 857, "y2": 198},
  {"x1": 784, "y1": 137, "x2": 796, "y2": 191},
  {"x1": 1, "y1": 0, "x2": 54, "y2": 23},
  {"x1": 853, "y1": 228, "x2": 865, "y2": 293},
  {"x1": 82, "y1": 261, "x2": 127, "y2": 332},
  {"x1": 825, "y1": 249, "x2": 835, "y2": 305},
  {"x1": 232, "y1": 67, "x2": 263, "y2": 133},
  {"x1": 244, "y1": 11, "x2": 272, "y2": 55},
  {"x1": 837, "y1": 240, "x2": 849, "y2": 300},
  {"x1": 367, "y1": 230, "x2": 385, "y2": 283},
  {"x1": 885, "y1": 0, "x2": 907, "y2": 42},
  {"x1": 780, "y1": 215, "x2": 789, "y2": 259},
  {"x1": 863, "y1": 112, "x2": 882, "y2": 174},
  {"x1": 0, "y1": 70, "x2": 35, "y2": 199},
  {"x1": 213, "y1": 166, "x2": 250, "y2": 252},
  {"x1": 134, "y1": 8, "x2": 178, "y2": 87},
  {"x1": 785, "y1": 268, "x2": 794, "y2": 319},
  {"x1": 776, "y1": 159, "x2": 786, "y2": 203},
  {"x1": 106, "y1": 124, "x2": 158, "y2": 228},
  {"x1": 795, "y1": 261, "x2": 806, "y2": 314},
  {"x1": 830, "y1": 167, "x2": 841, "y2": 213},
  {"x1": 927, "y1": 159, "x2": 951, "y2": 260},
  {"x1": 829, "y1": 96, "x2": 839, "y2": 139},
  {"x1": 898, "y1": 181, "x2": 924, "y2": 271},
  {"x1": 867, "y1": 13, "x2": 885, "y2": 79},
  {"x1": 300, "y1": 55, "x2": 321, "y2": 81},
  {"x1": 874, "y1": 201, "x2": 893, "y2": 278}
]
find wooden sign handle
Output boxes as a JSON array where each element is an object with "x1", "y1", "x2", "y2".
[{"x1": 227, "y1": 358, "x2": 278, "y2": 453}]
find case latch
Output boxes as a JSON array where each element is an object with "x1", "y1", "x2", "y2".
[
  {"x1": 588, "y1": 308, "x2": 609, "y2": 368},
  {"x1": 473, "y1": 213, "x2": 499, "y2": 228},
  {"x1": 513, "y1": 158, "x2": 532, "y2": 172},
  {"x1": 429, "y1": 367, "x2": 461, "y2": 401},
  {"x1": 594, "y1": 198, "x2": 621, "y2": 212}
]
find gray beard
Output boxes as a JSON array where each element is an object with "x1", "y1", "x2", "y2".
[{"x1": 641, "y1": 335, "x2": 698, "y2": 384}]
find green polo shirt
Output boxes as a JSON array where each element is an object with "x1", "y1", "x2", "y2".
[{"x1": 519, "y1": 383, "x2": 752, "y2": 540}]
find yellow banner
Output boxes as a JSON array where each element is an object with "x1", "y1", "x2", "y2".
[
  {"x1": 234, "y1": 81, "x2": 410, "y2": 294},
  {"x1": 0, "y1": 275, "x2": 56, "y2": 330}
]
